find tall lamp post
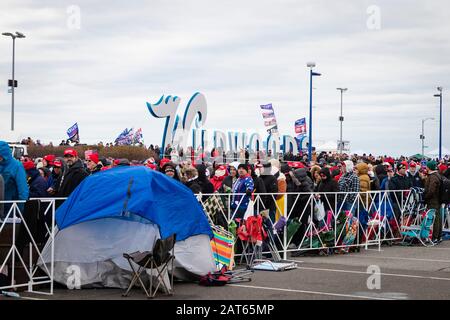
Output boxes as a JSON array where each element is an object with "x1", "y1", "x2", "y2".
[
  {"x1": 434, "y1": 87, "x2": 443, "y2": 160},
  {"x1": 337, "y1": 88, "x2": 348, "y2": 154},
  {"x1": 421, "y1": 117, "x2": 434, "y2": 157},
  {"x1": 2, "y1": 31, "x2": 26, "y2": 131},
  {"x1": 307, "y1": 62, "x2": 321, "y2": 162}
]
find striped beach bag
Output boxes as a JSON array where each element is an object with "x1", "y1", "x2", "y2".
[{"x1": 210, "y1": 226, "x2": 235, "y2": 271}]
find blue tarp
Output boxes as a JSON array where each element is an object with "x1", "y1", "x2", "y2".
[{"x1": 56, "y1": 166, "x2": 213, "y2": 241}]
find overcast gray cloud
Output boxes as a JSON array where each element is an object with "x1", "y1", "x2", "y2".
[{"x1": 0, "y1": 0, "x2": 449, "y2": 156}]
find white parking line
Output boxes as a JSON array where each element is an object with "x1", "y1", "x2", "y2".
[
  {"x1": 345, "y1": 255, "x2": 450, "y2": 263},
  {"x1": 295, "y1": 266, "x2": 450, "y2": 281},
  {"x1": 228, "y1": 284, "x2": 394, "y2": 300}
]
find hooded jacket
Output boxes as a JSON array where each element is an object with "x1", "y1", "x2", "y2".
[
  {"x1": 317, "y1": 167, "x2": 339, "y2": 212},
  {"x1": 0, "y1": 141, "x2": 29, "y2": 207},
  {"x1": 195, "y1": 164, "x2": 214, "y2": 195},
  {"x1": 356, "y1": 162, "x2": 371, "y2": 207},
  {"x1": 27, "y1": 168, "x2": 49, "y2": 198}
]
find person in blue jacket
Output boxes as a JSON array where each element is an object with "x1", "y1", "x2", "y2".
[
  {"x1": 231, "y1": 164, "x2": 254, "y2": 220},
  {"x1": 0, "y1": 141, "x2": 29, "y2": 218},
  {"x1": 23, "y1": 160, "x2": 48, "y2": 198}
]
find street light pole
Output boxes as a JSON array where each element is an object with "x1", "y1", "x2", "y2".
[
  {"x1": 434, "y1": 87, "x2": 443, "y2": 160},
  {"x1": 2, "y1": 31, "x2": 25, "y2": 131},
  {"x1": 337, "y1": 88, "x2": 348, "y2": 154},
  {"x1": 307, "y1": 62, "x2": 321, "y2": 162},
  {"x1": 421, "y1": 117, "x2": 434, "y2": 156}
]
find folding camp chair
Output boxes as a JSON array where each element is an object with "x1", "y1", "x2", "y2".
[
  {"x1": 122, "y1": 234, "x2": 176, "y2": 298},
  {"x1": 401, "y1": 209, "x2": 435, "y2": 247}
]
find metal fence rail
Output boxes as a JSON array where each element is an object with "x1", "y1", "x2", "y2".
[
  {"x1": 197, "y1": 190, "x2": 443, "y2": 260},
  {"x1": 0, "y1": 199, "x2": 55, "y2": 295}
]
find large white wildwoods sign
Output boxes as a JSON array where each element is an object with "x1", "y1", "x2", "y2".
[{"x1": 146, "y1": 93, "x2": 302, "y2": 158}]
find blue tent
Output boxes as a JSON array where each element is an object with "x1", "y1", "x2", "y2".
[{"x1": 56, "y1": 166, "x2": 213, "y2": 241}]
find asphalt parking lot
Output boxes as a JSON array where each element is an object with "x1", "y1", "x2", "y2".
[{"x1": 13, "y1": 240, "x2": 450, "y2": 301}]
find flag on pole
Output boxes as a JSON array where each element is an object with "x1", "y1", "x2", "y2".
[
  {"x1": 67, "y1": 123, "x2": 80, "y2": 143},
  {"x1": 260, "y1": 104, "x2": 274, "y2": 111},
  {"x1": 115, "y1": 128, "x2": 133, "y2": 145},
  {"x1": 262, "y1": 112, "x2": 275, "y2": 119},
  {"x1": 133, "y1": 128, "x2": 143, "y2": 144},
  {"x1": 260, "y1": 103, "x2": 279, "y2": 135},
  {"x1": 295, "y1": 118, "x2": 307, "y2": 136}
]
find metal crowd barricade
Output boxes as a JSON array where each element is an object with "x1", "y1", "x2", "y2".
[
  {"x1": 197, "y1": 190, "x2": 420, "y2": 261},
  {"x1": 0, "y1": 199, "x2": 56, "y2": 295}
]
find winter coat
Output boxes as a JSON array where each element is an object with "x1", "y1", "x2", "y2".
[
  {"x1": 424, "y1": 172, "x2": 441, "y2": 208},
  {"x1": 273, "y1": 170, "x2": 287, "y2": 199},
  {"x1": 221, "y1": 175, "x2": 237, "y2": 193},
  {"x1": 260, "y1": 173, "x2": 278, "y2": 211},
  {"x1": 27, "y1": 168, "x2": 49, "y2": 198},
  {"x1": 288, "y1": 169, "x2": 313, "y2": 221},
  {"x1": 317, "y1": 167, "x2": 339, "y2": 212},
  {"x1": 338, "y1": 172, "x2": 360, "y2": 204},
  {"x1": 210, "y1": 175, "x2": 225, "y2": 192},
  {"x1": 56, "y1": 159, "x2": 89, "y2": 198},
  {"x1": 195, "y1": 164, "x2": 214, "y2": 195},
  {"x1": 0, "y1": 141, "x2": 29, "y2": 212},
  {"x1": 389, "y1": 174, "x2": 412, "y2": 191},
  {"x1": 231, "y1": 175, "x2": 254, "y2": 211},
  {"x1": 356, "y1": 163, "x2": 371, "y2": 207},
  {"x1": 251, "y1": 174, "x2": 266, "y2": 195},
  {"x1": 185, "y1": 178, "x2": 202, "y2": 194},
  {"x1": 407, "y1": 170, "x2": 424, "y2": 188},
  {"x1": 375, "y1": 165, "x2": 387, "y2": 186}
]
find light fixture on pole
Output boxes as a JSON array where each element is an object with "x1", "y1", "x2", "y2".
[
  {"x1": 307, "y1": 62, "x2": 321, "y2": 162},
  {"x1": 434, "y1": 87, "x2": 443, "y2": 160},
  {"x1": 2, "y1": 31, "x2": 26, "y2": 131},
  {"x1": 337, "y1": 88, "x2": 348, "y2": 154},
  {"x1": 421, "y1": 117, "x2": 434, "y2": 156}
]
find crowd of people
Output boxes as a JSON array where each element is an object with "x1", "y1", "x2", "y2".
[{"x1": 1, "y1": 139, "x2": 449, "y2": 246}]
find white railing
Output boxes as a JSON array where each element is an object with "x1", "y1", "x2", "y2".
[
  {"x1": 0, "y1": 199, "x2": 56, "y2": 295},
  {"x1": 197, "y1": 190, "x2": 434, "y2": 260}
]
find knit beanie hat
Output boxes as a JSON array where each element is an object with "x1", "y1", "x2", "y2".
[{"x1": 426, "y1": 160, "x2": 437, "y2": 171}]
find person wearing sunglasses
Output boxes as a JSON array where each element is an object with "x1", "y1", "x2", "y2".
[{"x1": 86, "y1": 153, "x2": 102, "y2": 175}]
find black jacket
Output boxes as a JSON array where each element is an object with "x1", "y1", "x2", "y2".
[
  {"x1": 407, "y1": 171, "x2": 424, "y2": 188},
  {"x1": 260, "y1": 173, "x2": 278, "y2": 211},
  {"x1": 185, "y1": 178, "x2": 202, "y2": 194},
  {"x1": 389, "y1": 174, "x2": 412, "y2": 191},
  {"x1": 195, "y1": 164, "x2": 214, "y2": 195},
  {"x1": 57, "y1": 159, "x2": 89, "y2": 198},
  {"x1": 317, "y1": 168, "x2": 339, "y2": 213},
  {"x1": 220, "y1": 175, "x2": 237, "y2": 193},
  {"x1": 251, "y1": 174, "x2": 266, "y2": 195}
]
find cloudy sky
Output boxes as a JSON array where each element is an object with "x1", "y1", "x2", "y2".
[{"x1": 0, "y1": 0, "x2": 449, "y2": 156}]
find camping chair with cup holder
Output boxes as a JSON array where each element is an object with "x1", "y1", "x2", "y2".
[
  {"x1": 122, "y1": 233, "x2": 176, "y2": 298},
  {"x1": 401, "y1": 209, "x2": 435, "y2": 247}
]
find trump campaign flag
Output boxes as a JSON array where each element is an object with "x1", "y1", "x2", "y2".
[
  {"x1": 295, "y1": 118, "x2": 307, "y2": 136},
  {"x1": 67, "y1": 123, "x2": 80, "y2": 143}
]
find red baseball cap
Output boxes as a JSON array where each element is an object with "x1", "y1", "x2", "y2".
[
  {"x1": 159, "y1": 158, "x2": 171, "y2": 168},
  {"x1": 409, "y1": 161, "x2": 417, "y2": 167},
  {"x1": 86, "y1": 153, "x2": 99, "y2": 164},
  {"x1": 43, "y1": 154, "x2": 56, "y2": 165},
  {"x1": 53, "y1": 159, "x2": 62, "y2": 168},
  {"x1": 64, "y1": 148, "x2": 78, "y2": 157}
]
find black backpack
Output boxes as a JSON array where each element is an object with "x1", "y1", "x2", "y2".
[{"x1": 440, "y1": 175, "x2": 450, "y2": 205}]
